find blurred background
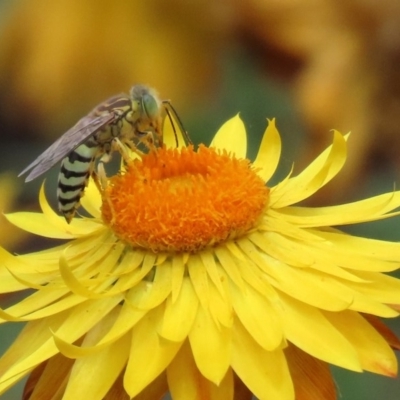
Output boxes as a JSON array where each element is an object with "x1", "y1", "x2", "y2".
[{"x1": 1, "y1": 0, "x2": 400, "y2": 398}]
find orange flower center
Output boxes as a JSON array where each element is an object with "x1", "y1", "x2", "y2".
[{"x1": 101, "y1": 145, "x2": 269, "y2": 252}]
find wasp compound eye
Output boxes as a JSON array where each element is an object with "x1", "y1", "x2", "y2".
[{"x1": 142, "y1": 93, "x2": 159, "y2": 119}]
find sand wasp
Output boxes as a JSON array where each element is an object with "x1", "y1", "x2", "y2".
[{"x1": 19, "y1": 85, "x2": 188, "y2": 222}]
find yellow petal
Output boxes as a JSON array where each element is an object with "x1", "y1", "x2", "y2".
[
  {"x1": 200, "y1": 249, "x2": 225, "y2": 296},
  {"x1": 252, "y1": 118, "x2": 281, "y2": 182},
  {"x1": 249, "y1": 229, "x2": 314, "y2": 268},
  {"x1": 230, "y1": 284, "x2": 283, "y2": 351},
  {"x1": 53, "y1": 303, "x2": 145, "y2": 358},
  {"x1": 187, "y1": 254, "x2": 209, "y2": 310},
  {"x1": 168, "y1": 340, "x2": 234, "y2": 400},
  {"x1": 0, "y1": 311, "x2": 69, "y2": 391},
  {"x1": 273, "y1": 191, "x2": 400, "y2": 227},
  {"x1": 275, "y1": 228, "x2": 400, "y2": 276},
  {"x1": 349, "y1": 292, "x2": 398, "y2": 318},
  {"x1": 5, "y1": 266, "x2": 53, "y2": 290},
  {"x1": 210, "y1": 114, "x2": 247, "y2": 158},
  {"x1": 324, "y1": 310, "x2": 397, "y2": 376},
  {"x1": 0, "y1": 296, "x2": 122, "y2": 392},
  {"x1": 316, "y1": 229, "x2": 400, "y2": 266},
  {"x1": 62, "y1": 316, "x2": 130, "y2": 399},
  {"x1": 0, "y1": 288, "x2": 80, "y2": 322},
  {"x1": 238, "y1": 238, "x2": 353, "y2": 311},
  {"x1": 52, "y1": 297, "x2": 122, "y2": 347},
  {"x1": 110, "y1": 251, "x2": 150, "y2": 293},
  {"x1": 93, "y1": 298, "x2": 146, "y2": 345},
  {"x1": 207, "y1": 274, "x2": 233, "y2": 328},
  {"x1": 59, "y1": 253, "x2": 113, "y2": 299},
  {"x1": 125, "y1": 265, "x2": 172, "y2": 311},
  {"x1": 122, "y1": 372, "x2": 168, "y2": 399},
  {"x1": 188, "y1": 305, "x2": 231, "y2": 384},
  {"x1": 124, "y1": 306, "x2": 182, "y2": 398},
  {"x1": 171, "y1": 253, "x2": 185, "y2": 303},
  {"x1": 231, "y1": 317, "x2": 294, "y2": 400},
  {"x1": 5, "y1": 212, "x2": 75, "y2": 239},
  {"x1": 237, "y1": 257, "x2": 280, "y2": 300},
  {"x1": 158, "y1": 278, "x2": 198, "y2": 342},
  {"x1": 262, "y1": 213, "x2": 326, "y2": 243},
  {"x1": 264, "y1": 258, "x2": 354, "y2": 311},
  {"x1": 249, "y1": 230, "x2": 367, "y2": 282},
  {"x1": 18, "y1": 230, "x2": 110, "y2": 270},
  {"x1": 363, "y1": 315, "x2": 400, "y2": 351},
  {"x1": 271, "y1": 131, "x2": 348, "y2": 208},
  {"x1": 214, "y1": 246, "x2": 245, "y2": 291},
  {"x1": 79, "y1": 176, "x2": 101, "y2": 218},
  {"x1": 5, "y1": 185, "x2": 102, "y2": 239},
  {"x1": 276, "y1": 292, "x2": 362, "y2": 371},
  {"x1": 39, "y1": 183, "x2": 100, "y2": 237},
  {"x1": 349, "y1": 270, "x2": 400, "y2": 304},
  {"x1": 0, "y1": 248, "x2": 37, "y2": 293}
]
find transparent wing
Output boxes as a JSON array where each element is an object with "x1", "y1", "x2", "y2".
[{"x1": 19, "y1": 113, "x2": 115, "y2": 182}]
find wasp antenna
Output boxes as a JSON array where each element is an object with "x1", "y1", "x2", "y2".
[
  {"x1": 164, "y1": 105, "x2": 179, "y2": 147},
  {"x1": 163, "y1": 101, "x2": 193, "y2": 146}
]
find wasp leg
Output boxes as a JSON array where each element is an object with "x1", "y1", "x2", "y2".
[
  {"x1": 123, "y1": 139, "x2": 145, "y2": 157},
  {"x1": 112, "y1": 137, "x2": 135, "y2": 164},
  {"x1": 96, "y1": 163, "x2": 109, "y2": 192},
  {"x1": 92, "y1": 163, "x2": 117, "y2": 225},
  {"x1": 112, "y1": 138, "x2": 143, "y2": 178},
  {"x1": 99, "y1": 153, "x2": 112, "y2": 164},
  {"x1": 91, "y1": 170, "x2": 102, "y2": 193},
  {"x1": 136, "y1": 130, "x2": 158, "y2": 152}
]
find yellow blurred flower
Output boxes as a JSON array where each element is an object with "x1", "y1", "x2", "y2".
[
  {"x1": 0, "y1": 0, "x2": 228, "y2": 138},
  {"x1": 1, "y1": 117, "x2": 400, "y2": 399},
  {"x1": 0, "y1": 173, "x2": 26, "y2": 251}
]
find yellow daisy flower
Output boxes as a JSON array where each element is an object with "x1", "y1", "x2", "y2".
[{"x1": 1, "y1": 116, "x2": 400, "y2": 399}]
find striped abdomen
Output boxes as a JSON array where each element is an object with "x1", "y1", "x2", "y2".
[{"x1": 57, "y1": 139, "x2": 99, "y2": 223}]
